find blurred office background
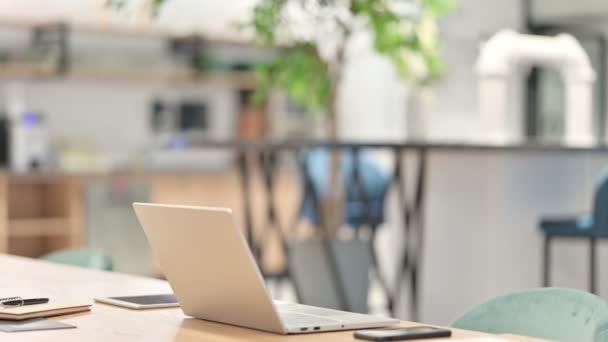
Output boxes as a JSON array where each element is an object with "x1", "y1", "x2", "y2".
[{"x1": 1, "y1": 0, "x2": 608, "y2": 326}]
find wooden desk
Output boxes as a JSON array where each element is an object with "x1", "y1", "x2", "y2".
[{"x1": 0, "y1": 254, "x2": 543, "y2": 341}]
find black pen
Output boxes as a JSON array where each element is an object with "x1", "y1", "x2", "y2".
[{"x1": 1, "y1": 298, "x2": 49, "y2": 306}]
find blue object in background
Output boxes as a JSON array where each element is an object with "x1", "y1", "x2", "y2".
[
  {"x1": 539, "y1": 171, "x2": 608, "y2": 293},
  {"x1": 170, "y1": 136, "x2": 188, "y2": 150},
  {"x1": 299, "y1": 148, "x2": 391, "y2": 228},
  {"x1": 22, "y1": 112, "x2": 39, "y2": 129},
  {"x1": 540, "y1": 172, "x2": 608, "y2": 237}
]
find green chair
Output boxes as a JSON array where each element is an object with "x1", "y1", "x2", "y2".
[
  {"x1": 450, "y1": 288, "x2": 608, "y2": 342},
  {"x1": 41, "y1": 248, "x2": 113, "y2": 271}
]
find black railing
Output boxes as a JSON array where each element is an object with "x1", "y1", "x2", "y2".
[{"x1": 210, "y1": 140, "x2": 429, "y2": 320}]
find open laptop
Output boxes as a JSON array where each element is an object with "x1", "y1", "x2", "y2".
[{"x1": 133, "y1": 203, "x2": 399, "y2": 334}]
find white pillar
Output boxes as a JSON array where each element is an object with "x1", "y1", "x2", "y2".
[
  {"x1": 478, "y1": 77, "x2": 513, "y2": 144},
  {"x1": 564, "y1": 81, "x2": 594, "y2": 146},
  {"x1": 476, "y1": 30, "x2": 596, "y2": 145}
]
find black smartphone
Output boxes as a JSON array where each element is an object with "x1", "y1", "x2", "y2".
[{"x1": 354, "y1": 327, "x2": 452, "y2": 341}]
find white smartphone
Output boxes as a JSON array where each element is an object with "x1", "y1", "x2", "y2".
[{"x1": 94, "y1": 294, "x2": 179, "y2": 309}]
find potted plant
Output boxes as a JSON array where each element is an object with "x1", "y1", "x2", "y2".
[
  {"x1": 109, "y1": 0, "x2": 451, "y2": 233},
  {"x1": 244, "y1": 0, "x2": 452, "y2": 235},
  {"x1": 109, "y1": 0, "x2": 452, "y2": 314}
]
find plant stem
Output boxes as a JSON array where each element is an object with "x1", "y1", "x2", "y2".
[{"x1": 323, "y1": 38, "x2": 347, "y2": 237}]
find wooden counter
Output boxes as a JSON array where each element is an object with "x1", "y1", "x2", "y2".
[{"x1": 0, "y1": 173, "x2": 83, "y2": 257}]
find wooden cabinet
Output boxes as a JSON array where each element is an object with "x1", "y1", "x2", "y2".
[{"x1": 0, "y1": 174, "x2": 82, "y2": 257}]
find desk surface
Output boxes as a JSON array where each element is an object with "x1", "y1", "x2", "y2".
[{"x1": 0, "y1": 254, "x2": 544, "y2": 341}]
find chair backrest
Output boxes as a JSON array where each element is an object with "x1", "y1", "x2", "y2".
[
  {"x1": 298, "y1": 148, "x2": 391, "y2": 227},
  {"x1": 450, "y1": 288, "x2": 608, "y2": 342},
  {"x1": 41, "y1": 248, "x2": 113, "y2": 271},
  {"x1": 593, "y1": 173, "x2": 608, "y2": 230},
  {"x1": 300, "y1": 148, "x2": 390, "y2": 198}
]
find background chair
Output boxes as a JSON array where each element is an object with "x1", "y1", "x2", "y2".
[
  {"x1": 292, "y1": 148, "x2": 392, "y2": 313},
  {"x1": 450, "y1": 287, "x2": 608, "y2": 342},
  {"x1": 299, "y1": 148, "x2": 391, "y2": 228},
  {"x1": 539, "y1": 172, "x2": 608, "y2": 293},
  {"x1": 41, "y1": 248, "x2": 113, "y2": 271}
]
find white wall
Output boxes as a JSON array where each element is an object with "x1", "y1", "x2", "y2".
[
  {"x1": 1, "y1": 58, "x2": 238, "y2": 165},
  {"x1": 426, "y1": 0, "x2": 524, "y2": 141},
  {"x1": 19, "y1": 79, "x2": 237, "y2": 164},
  {"x1": 337, "y1": 31, "x2": 407, "y2": 143}
]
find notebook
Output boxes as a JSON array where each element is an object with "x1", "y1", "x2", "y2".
[{"x1": 0, "y1": 300, "x2": 92, "y2": 321}]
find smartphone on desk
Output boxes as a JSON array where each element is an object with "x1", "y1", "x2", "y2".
[
  {"x1": 95, "y1": 294, "x2": 179, "y2": 309},
  {"x1": 354, "y1": 326, "x2": 452, "y2": 341}
]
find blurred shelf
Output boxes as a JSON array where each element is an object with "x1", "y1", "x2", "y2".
[
  {"x1": 0, "y1": 62, "x2": 58, "y2": 78},
  {"x1": 203, "y1": 71, "x2": 257, "y2": 89},
  {"x1": 0, "y1": 62, "x2": 257, "y2": 88},
  {"x1": 8, "y1": 218, "x2": 71, "y2": 238},
  {"x1": 0, "y1": 15, "x2": 251, "y2": 46},
  {"x1": 0, "y1": 15, "x2": 267, "y2": 87}
]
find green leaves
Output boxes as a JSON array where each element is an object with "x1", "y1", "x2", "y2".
[
  {"x1": 254, "y1": 44, "x2": 331, "y2": 112},
  {"x1": 250, "y1": 0, "x2": 284, "y2": 44},
  {"x1": 353, "y1": 0, "x2": 403, "y2": 53},
  {"x1": 420, "y1": 0, "x2": 454, "y2": 16},
  {"x1": 352, "y1": 0, "x2": 452, "y2": 84},
  {"x1": 247, "y1": 0, "x2": 453, "y2": 111}
]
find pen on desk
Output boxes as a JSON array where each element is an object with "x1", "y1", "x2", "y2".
[{"x1": 1, "y1": 298, "x2": 49, "y2": 307}]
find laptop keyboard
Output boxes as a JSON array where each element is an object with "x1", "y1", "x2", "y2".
[
  {"x1": 275, "y1": 301, "x2": 389, "y2": 329},
  {"x1": 279, "y1": 312, "x2": 340, "y2": 327}
]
